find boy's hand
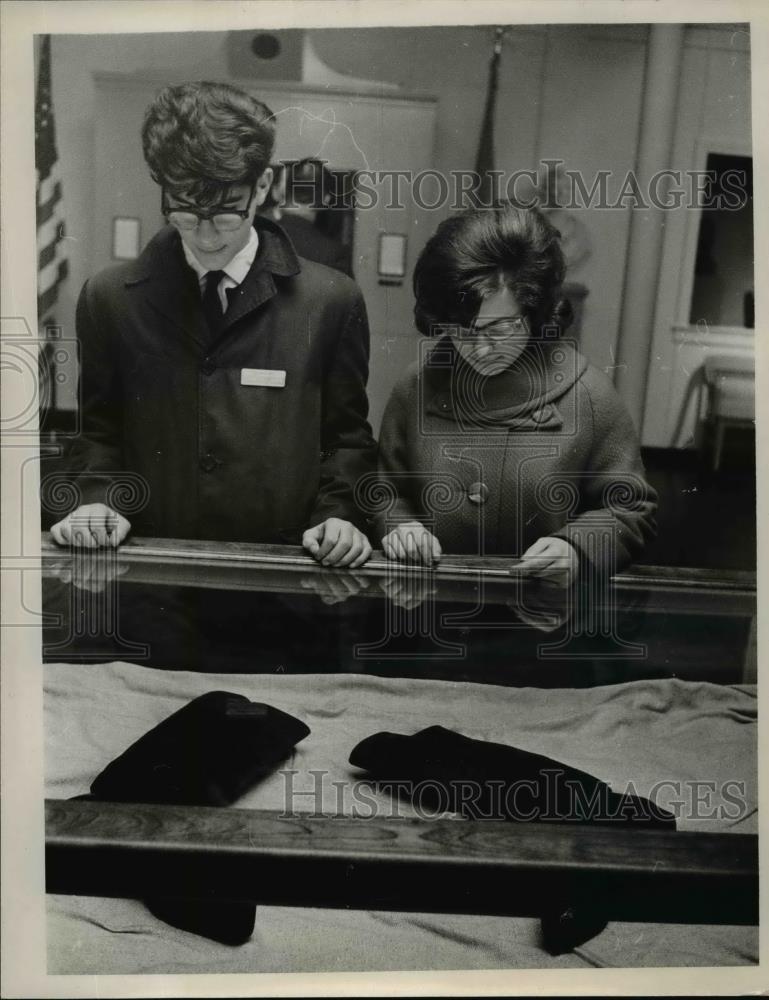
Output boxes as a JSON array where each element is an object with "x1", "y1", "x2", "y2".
[
  {"x1": 48, "y1": 550, "x2": 131, "y2": 593},
  {"x1": 302, "y1": 518, "x2": 372, "y2": 568},
  {"x1": 50, "y1": 503, "x2": 131, "y2": 548},
  {"x1": 300, "y1": 569, "x2": 371, "y2": 605},
  {"x1": 382, "y1": 521, "x2": 442, "y2": 566}
]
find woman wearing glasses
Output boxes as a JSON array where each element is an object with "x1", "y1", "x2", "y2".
[{"x1": 376, "y1": 205, "x2": 657, "y2": 583}]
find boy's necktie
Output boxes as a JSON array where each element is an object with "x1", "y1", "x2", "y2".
[{"x1": 202, "y1": 269, "x2": 227, "y2": 337}]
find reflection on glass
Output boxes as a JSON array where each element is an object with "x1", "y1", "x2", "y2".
[{"x1": 41, "y1": 540, "x2": 755, "y2": 688}]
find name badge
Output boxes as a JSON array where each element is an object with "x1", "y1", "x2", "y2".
[{"x1": 241, "y1": 368, "x2": 286, "y2": 388}]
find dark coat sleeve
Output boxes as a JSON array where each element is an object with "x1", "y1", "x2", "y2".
[
  {"x1": 309, "y1": 284, "x2": 378, "y2": 532},
  {"x1": 372, "y1": 370, "x2": 424, "y2": 540},
  {"x1": 66, "y1": 278, "x2": 127, "y2": 510},
  {"x1": 549, "y1": 367, "x2": 658, "y2": 575}
]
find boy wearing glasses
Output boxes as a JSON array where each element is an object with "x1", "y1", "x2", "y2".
[{"x1": 51, "y1": 81, "x2": 376, "y2": 567}]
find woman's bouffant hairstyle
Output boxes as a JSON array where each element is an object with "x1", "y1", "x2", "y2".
[
  {"x1": 141, "y1": 81, "x2": 276, "y2": 205},
  {"x1": 413, "y1": 204, "x2": 573, "y2": 338}
]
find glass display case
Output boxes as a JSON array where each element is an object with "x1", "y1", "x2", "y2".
[
  {"x1": 40, "y1": 535, "x2": 757, "y2": 684},
  {"x1": 41, "y1": 534, "x2": 758, "y2": 972}
]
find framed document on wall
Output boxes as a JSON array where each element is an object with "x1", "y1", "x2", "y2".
[{"x1": 112, "y1": 216, "x2": 141, "y2": 260}]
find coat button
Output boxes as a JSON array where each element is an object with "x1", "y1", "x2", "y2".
[
  {"x1": 201, "y1": 359, "x2": 216, "y2": 376},
  {"x1": 200, "y1": 454, "x2": 217, "y2": 472},
  {"x1": 467, "y1": 481, "x2": 489, "y2": 504}
]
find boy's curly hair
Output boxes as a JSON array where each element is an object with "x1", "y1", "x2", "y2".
[{"x1": 141, "y1": 81, "x2": 275, "y2": 205}]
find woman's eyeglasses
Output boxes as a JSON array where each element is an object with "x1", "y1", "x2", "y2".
[
  {"x1": 162, "y1": 182, "x2": 256, "y2": 233},
  {"x1": 457, "y1": 315, "x2": 529, "y2": 342}
]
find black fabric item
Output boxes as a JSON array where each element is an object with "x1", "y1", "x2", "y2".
[
  {"x1": 349, "y1": 725, "x2": 675, "y2": 828},
  {"x1": 91, "y1": 691, "x2": 310, "y2": 807},
  {"x1": 349, "y1": 725, "x2": 675, "y2": 955},
  {"x1": 201, "y1": 269, "x2": 227, "y2": 336},
  {"x1": 145, "y1": 896, "x2": 257, "y2": 947},
  {"x1": 539, "y1": 895, "x2": 610, "y2": 955},
  {"x1": 86, "y1": 692, "x2": 310, "y2": 945}
]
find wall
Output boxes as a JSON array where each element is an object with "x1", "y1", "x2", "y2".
[
  {"x1": 49, "y1": 31, "x2": 231, "y2": 407},
  {"x1": 50, "y1": 32, "x2": 230, "y2": 317},
  {"x1": 315, "y1": 23, "x2": 753, "y2": 444},
  {"x1": 531, "y1": 26, "x2": 647, "y2": 369},
  {"x1": 641, "y1": 26, "x2": 753, "y2": 448},
  {"x1": 47, "y1": 23, "x2": 751, "y2": 444},
  {"x1": 314, "y1": 24, "x2": 649, "y2": 369}
]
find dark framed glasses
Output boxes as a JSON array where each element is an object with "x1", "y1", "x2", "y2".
[
  {"x1": 162, "y1": 181, "x2": 256, "y2": 233},
  {"x1": 455, "y1": 315, "x2": 529, "y2": 342}
]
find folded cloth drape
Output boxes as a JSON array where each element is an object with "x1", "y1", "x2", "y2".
[
  {"x1": 83, "y1": 691, "x2": 311, "y2": 944},
  {"x1": 349, "y1": 724, "x2": 676, "y2": 954}
]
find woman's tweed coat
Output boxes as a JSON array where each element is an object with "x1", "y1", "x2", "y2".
[{"x1": 376, "y1": 337, "x2": 657, "y2": 574}]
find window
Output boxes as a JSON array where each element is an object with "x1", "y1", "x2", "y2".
[{"x1": 689, "y1": 153, "x2": 753, "y2": 329}]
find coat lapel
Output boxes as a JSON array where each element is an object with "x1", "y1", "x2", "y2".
[
  {"x1": 216, "y1": 267, "x2": 277, "y2": 337},
  {"x1": 123, "y1": 219, "x2": 302, "y2": 353},
  {"x1": 123, "y1": 227, "x2": 209, "y2": 351},
  {"x1": 215, "y1": 218, "x2": 301, "y2": 341}
]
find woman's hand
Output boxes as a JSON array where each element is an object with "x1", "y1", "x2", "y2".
[
  {"x1": 379, "y1": 569, "x2": 437, "y2": 610},
  {"x1": 382, "y1": 522, "x2": 442, "y2": 566},
  {"x1": 519, "y1": 536, "x2": 579, "y2": 587},
  {"x1": 50, "y1": 504, "x2": 131, "y2": 548},
  {"x1": 512, "y1": 581, "x2": 571, "y2": 632}
]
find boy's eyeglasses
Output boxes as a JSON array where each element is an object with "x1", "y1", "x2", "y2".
[
  {"x1": 162, "y1": 182, "x2": 256, "y2": 233},
  {"x1": 456, "y1": 315, "x2": 529, "y2": 342}
]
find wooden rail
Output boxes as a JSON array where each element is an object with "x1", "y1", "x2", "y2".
[
  {"x1": 46, "y1": 798, "x2": 757, "y2": 925},
  {"x1": 38, "y1": 534, "x2": 756, "y2": 613}
]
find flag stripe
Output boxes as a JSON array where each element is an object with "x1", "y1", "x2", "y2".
[
  {"x1": 39, "y1": 256, "x2": 68, "y2": 296},
  {"x1": 37, "y1": 172, "x2": 59, "y2": 202},
  {"x1": 39, "y1": 240, "x2": 58, "y2": 271},
  {"x1": 36, "y1": 180, "x2": 63, "y2": 226},
  {"x1": 37, "y1": 212, "x2": 64, "y2": 253},
  {"x1": 36, "y1": 33, "x2": 68, "y2": 331},
  {"x1": 38, "y1": 262, "x2": 69, "y2": 316},
  {"x1": 38, "y1": 207, "x2": 65, "y2": 249}
]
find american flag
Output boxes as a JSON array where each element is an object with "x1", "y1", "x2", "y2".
[{"x1": 36, "y1": 34, "x2": 68, "y2": 323}]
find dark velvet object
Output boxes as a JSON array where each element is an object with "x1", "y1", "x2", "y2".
[
  {"x1": 87, "y1": 692, "x2": 310, "y2": 945},
  {"x1": 144, "y1": 895, "x2": 258, "y2": 947},
  {"x1": 349, "y1": 725, "x2": 675, "y2": 954},
  {"x1": 91, "y1": 691, "x2": 310, "y2": 806}
]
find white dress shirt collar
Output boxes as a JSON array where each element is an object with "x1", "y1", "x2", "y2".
[{"x1": 182, "y1": 226, "x2": 259, "y2": 289}]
